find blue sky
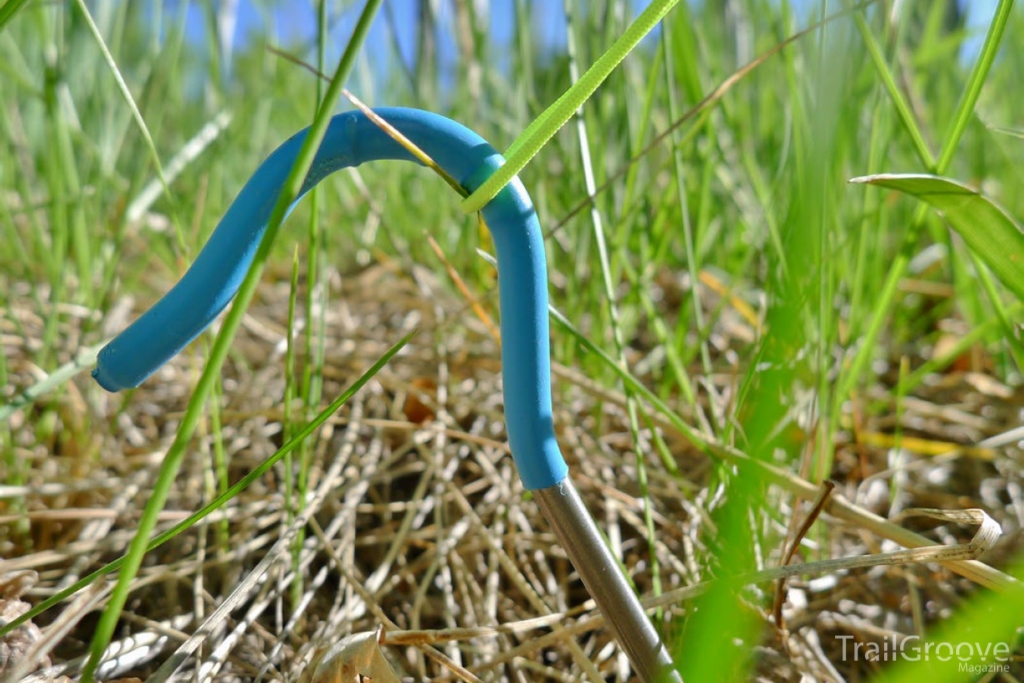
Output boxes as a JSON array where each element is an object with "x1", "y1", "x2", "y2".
[
  {"x1": 168, "y1": 0, "x2": 999, "y2": 82},
  {"x1": 174, "y1": 1, "x2": 573, "y2": 73}
]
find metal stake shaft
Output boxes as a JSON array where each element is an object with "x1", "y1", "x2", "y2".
[{"x1": 535, "y1": 479, "x2": 682, "y2": 682}]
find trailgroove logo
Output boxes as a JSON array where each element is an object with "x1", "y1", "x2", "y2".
[{"x1": 836, "y1": 635, "x2": 1014, "y2": 673}]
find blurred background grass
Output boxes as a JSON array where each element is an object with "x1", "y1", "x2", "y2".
[{"x1": 2, "y1": 1, "x2": 1024, "y2": 681}]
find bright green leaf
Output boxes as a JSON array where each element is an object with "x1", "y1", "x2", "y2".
[
  {"x1": 850, "y1": 173, "x2": 1024, "y2": 301},
  {"x1": 0, "y1": 0, "x2": 30, "y2": 31}
]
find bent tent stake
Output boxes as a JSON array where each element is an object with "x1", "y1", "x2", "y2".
[{"x1": 93, "y1": 108, "x2": 679, "y2": 682}]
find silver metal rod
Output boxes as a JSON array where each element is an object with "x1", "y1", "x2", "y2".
[{"x1": 534, "y1": 478, "x2": 682, "y2": 682}]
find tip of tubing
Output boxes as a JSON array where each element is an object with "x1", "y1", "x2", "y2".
[
  {"x1": 91, "y1": 366, "x2": 122, "y2": 393},
  {"x1": 92, "y1": 348, "x2": 136, "y2": 392}
]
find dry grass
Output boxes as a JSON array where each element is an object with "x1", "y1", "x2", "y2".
[{"x1": 2, "y1": 252, "x2": 1023, "y2": 682}]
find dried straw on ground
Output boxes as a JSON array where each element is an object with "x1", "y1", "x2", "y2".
[{"x1": 2, "y1": 257, "x2": 1022, "y2": 682}]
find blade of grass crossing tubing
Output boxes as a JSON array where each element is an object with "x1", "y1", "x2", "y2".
[{"x1": 459, "y1": 0, "x2": 681, "y2": 214}]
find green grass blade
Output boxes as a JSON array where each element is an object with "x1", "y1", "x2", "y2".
[
  {"x1": 71, "y1": 0, "x2": 179, "y2": 248},
  {"x1": 904, "y1": 300, "x2": 1024, "y2": 390},
  {"x1": 0, "y1": 343, "x2": 101, "y2": 422},
  {"x1": 0, "y1": 331, "x2": 412, "y2": 642},
  {"x1": 850, "y1": 173, "x2": 1024, "y2": 301},
  {"x1": 935, "y1": 0, "x2": 1016, "y2": 173},
  {"x1": 0, "y1": 0, "x2": 29, "y2": 31},
  {"x1": 562, "y1": 0, "x2": 663, "y2": 610},
  {"x1": 989, "y1": 125, "x2": 1024, "y2": 140},
  {"x1": 460, "y1": 0, "x2": 681, "y2": 213},
  {"x1": 851, "y1": 10, "x2": 935, "y2": 170},
  {"x1": 837, "y1": 0, "x2": 1014, "y2": 399},
  {"x1": 870, "y1": 562, "x2": 1024, "y2": 683},
  {"x1": 659, "y1": 15, "x2": 712, "y2": 379},
  {"x1": 78, "y1": 1, "x2": 385, "y2": 679}
]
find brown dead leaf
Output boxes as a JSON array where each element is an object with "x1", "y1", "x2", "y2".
[{"x1": 403, "y1": 376, "x2": 437, "y2": 423}]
